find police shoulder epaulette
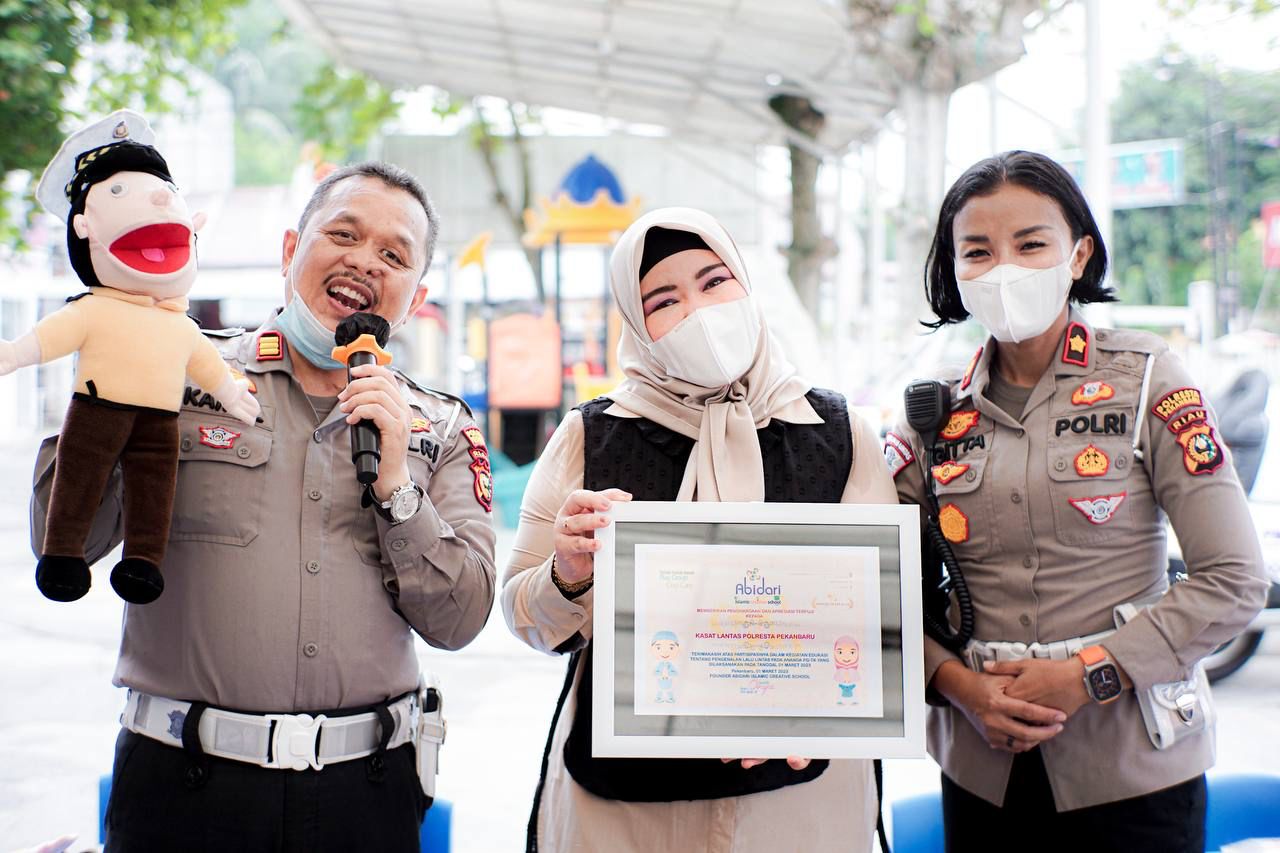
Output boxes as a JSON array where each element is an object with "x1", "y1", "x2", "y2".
[
  {"x1": 390, "y1": 366, "x2": 474, "y2": 417},
  {"x1": 201, "y1": 326, "x2": 247, "y2": 339},
  {"x1": 1093, "y1": 327, "x2": 1166, "y2": 356}
]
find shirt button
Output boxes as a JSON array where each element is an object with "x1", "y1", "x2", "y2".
[
  {"x1": 236, "y1": 445, "x2": 251, "y2": 459},
  {"x1": 1011, "y1": 492, "x2": 1022, "y2": 504},
  {"x1": 180, "y1": 438, "x2": 193, "y2": 452},
  {"x1": 306, "y1": 560, "x2": 320, "y2": 574},
  {"x1": 391, "y1": 539, "x2": 407, "y2": 552},
  {"x1": 1054, "y1": 459, "x2": 1067, "y2": 472},
  {"x1": 303, "y1": 642, "x2": 319, "y2": 657},
  {"x1": 965, "y1": 470, "x2": 977, "y2": 482},
  {"x1": 308, "y1": 489, "x2": 322, "y2": 501},
  {"x1": 313, "y1": 430, "x2": 322, "y2": 443},
  {"x1": 1019, "y1": 614, "x2": 1031, "y2": 627},
  {"x1": 1116, "y1": 456, "x2": 1127, "y2": 469},
  {"x1": 1023, "y1": 555, "x2": 1034, "y2": 568}
]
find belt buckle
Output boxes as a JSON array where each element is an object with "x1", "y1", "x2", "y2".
[{"x1": 263, "y1": 713, "x2": 328, "y2": 771}]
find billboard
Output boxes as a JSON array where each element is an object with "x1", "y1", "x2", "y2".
[{"x1": 1058, "y1": 139, "x2": 1187, "y2": 210}]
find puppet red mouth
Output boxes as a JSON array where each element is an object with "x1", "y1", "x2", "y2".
[{"x1": 109, "y1": 223, "x2": 192, "y2": 274}]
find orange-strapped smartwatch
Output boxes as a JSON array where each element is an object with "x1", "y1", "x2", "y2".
[{"x1": 1078, "y1": 645, "x2": 1123, "y2": 704}]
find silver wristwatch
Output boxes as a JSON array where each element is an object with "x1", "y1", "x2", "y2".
[{"x1": 373, "y1": 480, "x2": 425, "y2": 524}]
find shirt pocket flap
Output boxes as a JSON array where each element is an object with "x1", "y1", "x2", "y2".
[
  {"x1": 1047, "y1": 437, "x2": 1135, "y2": 483},
  {"x1": 178, "y1": 409, "x2": 273, "y2": 468},
  {"x1": 931, "y1": 453, "x2": 988, "y2": 496}
]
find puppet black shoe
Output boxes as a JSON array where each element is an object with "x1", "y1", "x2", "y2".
[
  {"x1": 36, "y1": 555, "x2": 91, "y2": 602},
  {"x1": 110, "y1": 558, "x2": 164, "y2": 604}
]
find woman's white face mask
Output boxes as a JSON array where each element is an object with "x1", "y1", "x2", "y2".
[
  {"x1": 956, "y1": 239, "x2": 1082, "y2": 343},
  {"x1": 648, "y1": 298, "x2": 760, "y2": 388}
]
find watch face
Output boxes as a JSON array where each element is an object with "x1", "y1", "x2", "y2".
[
  {"x1": 1088, "y1": 664, "x2": 1123, "y2": 702},
  {"x1": 390, "y1": 487, "x2": 421, "y2": 522}
]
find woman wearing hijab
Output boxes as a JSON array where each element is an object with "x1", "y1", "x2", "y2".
[{"x1": 503, "y1": 208, "x2": 895, "y2": 852}]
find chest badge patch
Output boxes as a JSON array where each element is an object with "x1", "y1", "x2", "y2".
[
  {"x1": 1074, "y1": 444, "x2": 1109, "y2": 477},
  {"x1": 256, "y1": 331, "x2": 283, "y2": 361},
  {"x1": 931, "y1": 461, "x2": 970, "y2": 486},
  {"x1": 1177, "y1": 425, "x2": 1224, "y2": 475},
  {"x1": 1068, "y1": 492, "x2": 1127, "y2": 525},
  {"x1": 1071, "y1": 381, "x2": 1114, "y2": 406},
  {"x1": 461, "y1": 426, "x2": 493, "y2": 512},
  {"x1": 884, "y1": 433, "x2": 914, "y2": 479},
  {"x1": 940, "y1": 410, "x2": 980, "y2": 441},
  {"x1": 938, "y1": 503, "x2": 970, "y2": 544},
  {"x1": 1061, "y1": 322, "x2": 1089, "y2": 367},
  {"x1": 198, "y1": 425, "x2": 241, "y2": 449},
  {"x1": 410, "y1": 417, "x2": 432, "y2": 433}
]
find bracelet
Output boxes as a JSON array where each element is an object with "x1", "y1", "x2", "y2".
[{"x1": 550, "y1": 555, "x2": 594, "y2": 599}]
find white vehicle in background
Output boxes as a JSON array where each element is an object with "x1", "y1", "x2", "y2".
[{"x1": 1170, "y1": 369, "x2": 1280, "y2": 682}]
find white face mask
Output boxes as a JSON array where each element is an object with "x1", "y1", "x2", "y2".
[
  {"x1": 956, "y1": 239, "x2": 1081, "y2": 343},
  {"x1": 648, "y1": 298, "x2": 760, "y2": 388}
]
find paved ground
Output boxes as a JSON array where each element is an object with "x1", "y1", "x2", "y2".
[{"x1": 1, "y1": 434, "x2": 1277, "y2": 852}]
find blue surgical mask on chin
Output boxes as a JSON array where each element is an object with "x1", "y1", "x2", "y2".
[{"x1": 275, "y1": 285, "x2": 346, "y2": 370}]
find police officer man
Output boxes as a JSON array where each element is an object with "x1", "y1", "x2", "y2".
[{"x1": 30, "y1": 161, "x2": 496, "y2": 852}]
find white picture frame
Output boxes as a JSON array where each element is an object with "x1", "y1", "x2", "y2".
[{"x1": 592, "y1": 501, "x2": 925, "y2": 760}]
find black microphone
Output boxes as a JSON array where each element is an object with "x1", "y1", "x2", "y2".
[{"x1": 332, "y1": 312, "x2": 393, "y2": 486}]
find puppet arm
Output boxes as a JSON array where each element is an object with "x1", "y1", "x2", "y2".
[
  {"x1": 0, "y1": 332, "x2": 41, "y2": 376},
  {"x1": 188, "y1": 334, "x2": 259, "y2": 424}
]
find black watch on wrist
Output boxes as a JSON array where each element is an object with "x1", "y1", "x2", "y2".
[{"x1": 368, "y1": 480, "x2": 424, "y2": 524}]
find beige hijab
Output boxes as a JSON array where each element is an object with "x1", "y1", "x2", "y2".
[{"x1": 606, "y1": 207, "x2": 811, "y2": 501}]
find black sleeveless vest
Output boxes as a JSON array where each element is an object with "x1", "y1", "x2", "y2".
[{"x1": 560, "y1": 389, "x2": 852, "y2": 803}]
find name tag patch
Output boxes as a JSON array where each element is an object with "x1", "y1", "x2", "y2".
[{"x1": 1054, "y1": 413, "x2": 1128, "y2": 437}]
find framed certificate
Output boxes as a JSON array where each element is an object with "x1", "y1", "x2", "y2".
[{"x1": 593, "y1": 501, "x2": 924, "y2": 760}]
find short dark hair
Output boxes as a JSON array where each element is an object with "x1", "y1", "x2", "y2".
[
  {"x1": 297, "y1": 161, "x2": 440, "y2": 278},
  {"x1": 923, "y1": 149, "x2": 1114, "y2": 329}
]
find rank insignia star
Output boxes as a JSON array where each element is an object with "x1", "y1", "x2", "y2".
[
  {"x1": 931, "y1": 461, "x2": 970, "y2": 486},
  {"x1": 938, "y1": 503, "x2": 969, "y2": 544},
  {"x1": 1074, "y1": 443, "x2": 1109, "y2": 476},
  {"x1": 940, "y1": 410, "x2": 980, "y2": 441},
  {"x1": 1061, "y1": 322, "x2": 1089, "y2": 367},
  {"x1": 198, "y1": 425, "x2": 241, "y2": 449},
  {"x1": 1177, "y1": 424, "x2": 1224, "y2": 475},
  {"x1": 1068, "y1": 492, "x2": 1127, "y2": 525},
  {"x1": 1071, "y1": 381, "x2": 1114, "y2": 406}
]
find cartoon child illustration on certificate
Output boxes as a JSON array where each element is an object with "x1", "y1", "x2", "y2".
[
  {"x1": 651, "y1": 630, "x2": 681, "y2": 703},
  {"x1": 832, "y1": 635, "x2": 860, "y2": 705}
]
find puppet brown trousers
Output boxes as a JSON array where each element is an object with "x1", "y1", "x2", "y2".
[{"x1": 44, "y1": 395, "x2": 179, "y2": 566}]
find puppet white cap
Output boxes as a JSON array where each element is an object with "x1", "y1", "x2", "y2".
[{"x1": 35, "y1": 109, "x2": 157, "y2": 221}]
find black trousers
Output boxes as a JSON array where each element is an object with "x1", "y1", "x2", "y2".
[
  {"x1": 104, "y1": 729, "x2": 426, "y2": 853},
  {"x1": 941, "y1": 747, "x2": 1206, "y2": 853}
]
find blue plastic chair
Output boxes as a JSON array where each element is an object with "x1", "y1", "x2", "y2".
[
  {"x1": 100, "y1": 772, "x2": 452, "y2": 851},
  {"x1": 1206, "y1": 772, "x2": 1280, "y2": 852},
  {"x1": 890, "y1": 789, "x2": 945, "y2": 853}
]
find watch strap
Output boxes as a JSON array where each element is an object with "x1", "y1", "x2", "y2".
[{"x1": 1078, "y1": 645, "x2": 1108, "y2": 666}]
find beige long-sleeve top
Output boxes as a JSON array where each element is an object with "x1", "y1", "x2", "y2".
[
  {"x1": 34, "y1": 287, "x2": 230, "y2": 411},
  {"x1": 888, "y1": 311, "x2": 1268, "y2": 811},
  {"x1": 503, "y1": 396, "x2": 896, "y2": 853},
  {"x1": 30, "y1": 316, "x2": 496, "y2": 712}
]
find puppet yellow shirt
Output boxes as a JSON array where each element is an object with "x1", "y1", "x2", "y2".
[{"x1": 34, "y1": 287, "x2": 229, "y2": 412}]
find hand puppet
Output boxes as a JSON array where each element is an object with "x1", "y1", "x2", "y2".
[{"x1": 0, "y1": 110, "x2": 259, "y2": 603}]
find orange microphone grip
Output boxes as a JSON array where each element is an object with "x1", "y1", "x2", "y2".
[{"x1": 331, "y1": 333, "x2": 392, "y2": 366}]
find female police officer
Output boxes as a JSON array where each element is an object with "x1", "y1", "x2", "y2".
[
  {"x1": 886, "y1": 150, "x2": 1267, "y2": 851},
  {"x1": 503, "y1": 207, "x2": 896, "y2": 852}
]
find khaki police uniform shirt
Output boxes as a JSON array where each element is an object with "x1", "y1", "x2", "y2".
[
  {"x1": 887, "y1": 310, "x2": 1268, "y2": 811},
  {"x1": 30, "y1": 317, "x2": 497, "y2": 712},
  {"x1": 503, "y1": 400, "x2": 893, "y2": 853}
]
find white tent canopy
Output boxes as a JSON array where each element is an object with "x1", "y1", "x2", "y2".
[{"x1": 278, "y1": 0, "x2": 906, "y2": 154}]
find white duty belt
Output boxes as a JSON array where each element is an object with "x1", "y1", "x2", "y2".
[
  {"x1": 965, "y1": 628, "x2": 1115, "y2": 671},
  {"x1": 121, "y1": 690, "x2": 417, "y2": 771}
]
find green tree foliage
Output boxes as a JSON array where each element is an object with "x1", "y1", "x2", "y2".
[
  {"x1": 1108, "y1": 58, "x2": 1280, "y2": 312},
  {"x1": 0, "y1": 0, "x2": 244, "y2": 239}
]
